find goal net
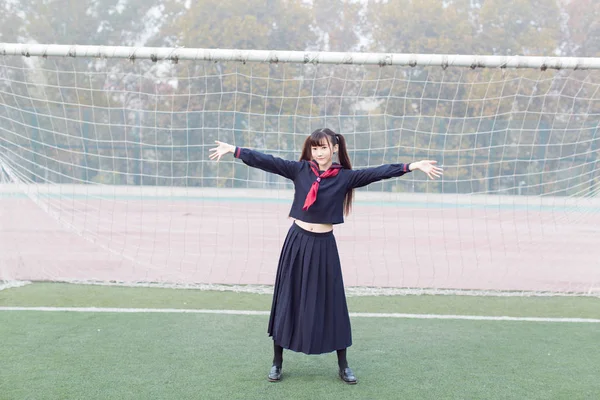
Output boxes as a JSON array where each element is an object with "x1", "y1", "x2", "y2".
[{"x1": 1, "y1": 44, "x2": 599, "y2": 295}]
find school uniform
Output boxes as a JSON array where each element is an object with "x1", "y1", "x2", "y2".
[{"x1": 234, "y1": 147, "x2": 411, "y2": 355}]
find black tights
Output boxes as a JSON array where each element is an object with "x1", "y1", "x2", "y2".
[
  {"x1": 336, "y1": 348, "x2": 348, "y2": 369},
  {"x1": 273, "y1": 343, "x2": 284, "y2": 367},
  {"x1": 272, "y1": 343, "x2": 348, "y2": 369}
]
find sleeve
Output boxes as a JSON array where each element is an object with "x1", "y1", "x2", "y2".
[
  {"x1": 346, "y1": 163, "x2": 412, "y2": 189},
  {"x1": 234, "y1": 147, "x2": 301, "y2": 181}
]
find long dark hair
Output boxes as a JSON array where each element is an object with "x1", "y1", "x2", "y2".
[{"x1": 300, "y1": 128, "x2": 354, "y2": 216}]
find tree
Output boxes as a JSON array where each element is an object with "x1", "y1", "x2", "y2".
[
  {"x1": 563, "y1": 0, "x2": 600, "y2": 57},
  {"x1": 367, "y1": 0, "x2": 475, "y2": 55},
  {"x1": 474, "y1": 0, "x2": 561, "y2": 56},
  {"x1": 312, "y1": 0, "x2": 363, "y2": 52}
]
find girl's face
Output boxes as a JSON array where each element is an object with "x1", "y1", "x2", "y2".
[{"x1": 311, "y1": 137, "x2": 338, "y2": 170}]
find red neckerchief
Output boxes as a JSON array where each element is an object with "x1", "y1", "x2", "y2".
[{"x1": 302, "y1": 161, "x2": 342, "y2": 211}]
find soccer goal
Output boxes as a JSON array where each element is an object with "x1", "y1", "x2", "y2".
[{"x1": 1, "y1": 43, "x2": 599, "y2": 295}]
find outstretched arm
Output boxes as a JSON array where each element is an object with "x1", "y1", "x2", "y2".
[
  {"x1": 347, "y1": 160, "x2": 443, "y2": 189},
  {"x1": 209, "y1": 140, "x2": 301, "y2": 181}
]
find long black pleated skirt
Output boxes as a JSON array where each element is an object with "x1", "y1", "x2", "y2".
[{"x1": 268, "y1": 221, "x2": 352, "y2": 355}]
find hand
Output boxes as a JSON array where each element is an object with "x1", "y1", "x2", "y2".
[
  {"x1": 412, "y1": 160, "x2": 443, "y2": 180},
  {"x1": 209, "y1": 141, "x2": 235, "y2": 162}
]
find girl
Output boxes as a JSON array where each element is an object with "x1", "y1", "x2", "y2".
[{"x1": 209, "y1": 128, "x2": 442, "y2": 384}]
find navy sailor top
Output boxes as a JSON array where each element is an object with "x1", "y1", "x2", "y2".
[{"x1": 234, "y1": 147, "x2": 412, "y2": 224}]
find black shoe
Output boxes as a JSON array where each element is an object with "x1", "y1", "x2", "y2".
[
  {"x1": 268, "y1": 365, "x2": 282, "y2": 382},
  {"x1": 339, "y1": 367, "x2": 357, "y2": 384}
]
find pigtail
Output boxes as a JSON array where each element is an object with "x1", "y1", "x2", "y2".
[{"x1": 334, "y1": 133, "x2": 354, "y2": 216}]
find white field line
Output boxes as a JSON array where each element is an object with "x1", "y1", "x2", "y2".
[
  {"x1": 0, "y1": 281, "x2": 31, "y2": 291},
  {"x1": 0, "y1": 306, "x2": 599, "y2": 323}
]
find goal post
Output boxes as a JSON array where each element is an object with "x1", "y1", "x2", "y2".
[{"x1": 1, "y1": 43, "x2": 599, "y2": 295}]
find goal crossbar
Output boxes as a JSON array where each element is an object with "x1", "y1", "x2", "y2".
[{"x1": 2, "y1": 43, "x2": 600, "y2": 70}]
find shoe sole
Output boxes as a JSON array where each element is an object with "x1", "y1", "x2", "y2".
[{"x1": 339, "y1": 376, "x2": 357, "y2": 385}]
